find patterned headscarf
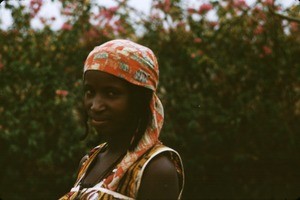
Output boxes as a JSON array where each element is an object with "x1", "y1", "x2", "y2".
[{"x1": 84, "y1": 39, "x2": 164, "y2": 191}]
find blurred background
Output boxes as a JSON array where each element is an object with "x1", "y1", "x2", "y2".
[{"x1": 0, "y1": 0, "x2": 299, "y2": 199}]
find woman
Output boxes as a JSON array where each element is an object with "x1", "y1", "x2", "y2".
[{"x1": 60, "y1": 39, "x2": 184, "y2": 200}]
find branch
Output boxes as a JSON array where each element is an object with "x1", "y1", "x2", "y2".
[{"x1": 269, "y1": 8, "x2": 300, "y2": 23}]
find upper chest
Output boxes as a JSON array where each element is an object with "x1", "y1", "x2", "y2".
[{"x1": 81, "y1": 152, "x2": 124, "y2": 187}]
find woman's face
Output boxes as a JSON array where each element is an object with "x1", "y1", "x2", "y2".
[{"x1": 84, "y1": 70, "x2": 135, "y2": 136}]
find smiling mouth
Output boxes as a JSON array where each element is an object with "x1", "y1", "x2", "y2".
[{"x1": 90, "y1": 119, "x2": 109, "y2": 126}]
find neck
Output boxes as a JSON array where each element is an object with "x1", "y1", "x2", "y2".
[
  {"x1": 104, "y1": 130, "x2": 134, "y2": 155},
  {"x1": 106, "y1": 138, "x2": 130, "y2": 154}
]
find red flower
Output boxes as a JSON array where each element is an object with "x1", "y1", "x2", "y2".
[
  {"x1": 176, "y1": 21, "x2": 186, "y2": 29},
  {"x1": 85, "y1": 28, "x2": 98, "y2": 39},
  {"x1": 209, "y1": 21, "x2": 218, "y2": 28},
  {"x1": 263, "y1": 0, "x2": 274, "y2": 6},
  {"x1": 197, "y1": 50, "x2": 203, "y2": 56},
  {"x1": 164, "y1": 0, "x2": 171, "y2": 12},
  {"x1": 56, "y1": 90, "x2": 69, "y2": 97},
  {"x1": 254, "y1": 25, "x2": 264, "y2": 35},
  {"x1": 101, "y1": 9, "x2": 114, "y2": 20},
  {"x1": 194, "y1": 37, "x2": 202, "y2": 43},
  {"x1": 187, "y1": 8, "x2": 196, "y2": 14},
  {"x1": 198, "y1": 3, "x2": 213, "y2": 15},
  {"x1": 61, "y1": 23, "x2": 72, "y2": 31},
  {"x1": 61, "y1": 9, "x2": 73, "y2": 16},
  {"x1": 290, "y1": 22, "x2": 298, "y2": 32},
  {"x1": 30, "y1": 0, "x2": 43, "y2": 17},
  {"x1": 262, "y1": 45, "x2": 272, "y2": 55},
  {"x1": 233, "y1": 0, "x2": 247, "y2": 8},
  {"x1": 108, "y1": 6, "x2": 119, "y2": 13}
]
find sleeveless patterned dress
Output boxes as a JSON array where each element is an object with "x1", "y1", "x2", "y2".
[{"x1": 59, "y1": 143, "x2": 184, "y2": 200}]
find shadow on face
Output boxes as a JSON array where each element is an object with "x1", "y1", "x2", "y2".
[{"x1": 82, "y1": 70, "x2": 153, "y2": 149}]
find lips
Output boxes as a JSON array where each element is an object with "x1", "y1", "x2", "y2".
[
  {"x1": 89, "y1": 114, "x2": 110, "y2": 126},
  {"x1": 90, "y1": 118, "x2": 109, "y2": 126}
]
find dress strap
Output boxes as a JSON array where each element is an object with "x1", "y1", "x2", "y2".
[{"x1": 74, "y1": 143, "x2": 107, "y2": 187}]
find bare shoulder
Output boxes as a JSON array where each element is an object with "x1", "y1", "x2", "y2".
[{"x1": 137, "y1": 152, "x2": 180, "y2": 199}]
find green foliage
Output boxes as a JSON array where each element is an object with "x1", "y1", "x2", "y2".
[{"x1": 0, "y1": 0, "x2": 299, "y2": 199}]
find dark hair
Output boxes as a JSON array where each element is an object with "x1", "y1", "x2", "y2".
[
  {"x1": 128, "y1": 85, "x2": 153, "y2": 151},
  {"x1": 81, "y1": 83, "x2": 153, "y2": 151}
]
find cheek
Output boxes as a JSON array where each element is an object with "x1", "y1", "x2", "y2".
[
  {"x1": 120, "y1": 100, "x2": 131, "y2": 114},
  {"x1": 114, "y1": 98, "x2": 134, "y2": 118}
]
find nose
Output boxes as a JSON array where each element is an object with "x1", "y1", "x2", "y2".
[{"x1": 90, "y1": 94, "x2": 106, "y2": 112}]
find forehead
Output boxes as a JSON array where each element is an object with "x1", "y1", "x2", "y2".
[{"x1": 84, "y1": 70, "x2": 131, "y2": 89}]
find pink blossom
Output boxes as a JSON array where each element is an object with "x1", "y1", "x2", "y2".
[
  {"x1": 116, "y1": 24, "x2": 126, "y2": 34},
  {"x1": 187, "y1": 8, "x2": 196, "y2": 14},
  {"x1": 56, "y1": 90, "x2": 69, "y2": 97},
  {"x1": 153, "y1": 1, "x2": 163, "y2": 9},
  {"x1": 191, "y1": 53, "x2": 196, "y2": 58},
  {"x1": 290, "y1": 22, "x2": 298, "y2": 32},
  {"x1": 194, "y1": 37, "x2": 202, "y2": 43},
  {"x1": 233, "y1": 0, "x2": 247, "y2": 8},
  {"x1": 253, "y1": 7, "x2": 262, "y2": 13},
  {"x1": 85, "y1": 28, "x2": 98, "y2": 39},
  {"x1": 61, "y1": 9, "x2": 73, "y2": 16},
  {"x1": 108, "y1": 6, "x2": 119, "y2": 13},
  {"x1": 61, "y1": 23, "x2": 72, "y2": 31},
  {"x1": 262, "y1": 45, "x2": 272, "y2": 55},
  {"x1": 101, "y1": 9, "x2": 114, "y2": 20},
  {"x1": 30, "y1": 0, "x2": 43, "y2": 17},
  {"x1": 209, "y1": 21, "x2": 218, "y2": 28},
  {"x1": 259, "y1": 13, "x2": 266, "y2": 21},
  {"x1": 198, "y1": 3, "x2": 213, "y2": 15},
  {"x1": 177, "y1": 21, "x2": 186, "y2": 28},
  {"x1": 102, "y1": 29, "x2": 110, "y2": 37},
  {"x1": 197, "y1": 50, "x2": 203, "y2": 56},
  {"x1": 263, "y1": 0, "x2": 274, "y2": 6},
  {"x1": 114, "y1": 21, "x2": 125, "y2": 34},
  {"x1": 164, "y1": 0, "x2": 171, "y2": 12},
  {"x1": 254, "y1": 25, "x2": 264, "y2": 35}
]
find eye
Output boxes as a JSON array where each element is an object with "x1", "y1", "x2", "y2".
[
  {"x1": 84, "y1": 86, "x2": 94, "y2": 97},
  {"x1": 105, "y1": 88, "x2": 120, "y2": 97},
  {"x1": 108, "y1": 91, "x2": 115, "y2": 96},
  {"x1": 85, "y1": 89, "x2": 92, "y2": 96},
  {"x1": 107, "y1": 90, "x2": 117, "y2": 97}
]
